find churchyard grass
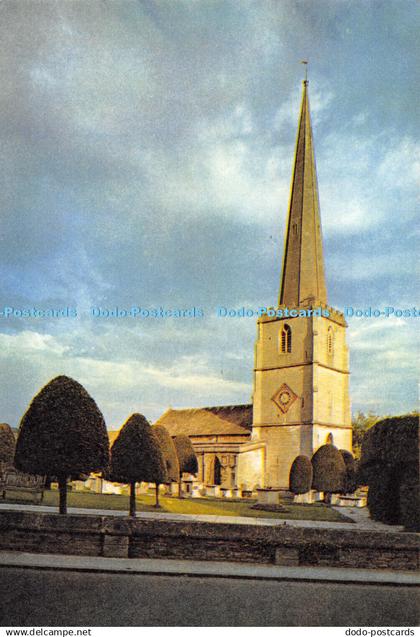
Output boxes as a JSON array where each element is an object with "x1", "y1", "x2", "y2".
[{"x1": 3, "y1": 489, "x2": 350, "y2": 522}]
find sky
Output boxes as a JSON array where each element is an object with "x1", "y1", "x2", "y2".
[{"x1": 0, "y1": 0, "x2": 418, "y2": 429}]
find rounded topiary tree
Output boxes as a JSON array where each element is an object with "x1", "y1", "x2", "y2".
[
  {"x1": 14, "y1": 375, "x2": 109, "y2": 514},
  {"x1": 0, "y1": 423, "x2": 16, "y2": 468},
  {"x1": 173, "y1": 435, "x2": 198, "y2": 498},
  {"x1": 359, "y1": 415, "x2": 419, "y2": 530},
  {"x1": 110, "y1": 414, "x2": 167, "y2": 515},
  {"x1": 153, "y1": 425, "x2": 180, "y2": 503},
  {"x1": 339, "y1": 449, "x2": 357, "y2": 494},
  {"x1": 289, "y1": 455, "x2": 313, "y2": 495},
  {"x1": 311, "y1": 444, "x2": 346, "y2": 502}
]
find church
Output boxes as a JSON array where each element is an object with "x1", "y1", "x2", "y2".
[{"x1": 155, "y1": 80, "x2": 352, "y2": 490}]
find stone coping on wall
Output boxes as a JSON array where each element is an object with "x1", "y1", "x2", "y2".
[{"x1": 0, "y1": 510, "x2": 418, "y2": 571}]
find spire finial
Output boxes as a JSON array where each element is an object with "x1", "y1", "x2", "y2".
[{"x1": 301, "y1": 60, "x2": 308, "y2": 84}]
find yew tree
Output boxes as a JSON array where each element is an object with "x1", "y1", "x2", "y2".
[
  {"x1": 359, "y1": 414, "x2": 419, "y2": 530},
  {"x1": 339, "y1": 449, "x2": 357, "y2": 494},
  {"x1": 173, "y1": 435, "x2": 198, "y2": 498},
  {"x1": 153, "y1": 425, "x2": 179, "y2": 506},
  {"x1": 14, "y1": 376, "x2": 109, "y2": 514},
  {"x1": 311, "y1": 444, "x2": 346, "y2": 503},
  {"x1": 289, "y1": 455, "x2": 313, "y2": 495},
  {"x1": 110, "y1": 414, "x2": 167, "y2": 515},
  {"x1": 0, "y1": 423, "x2": 16, "y2": 467}
]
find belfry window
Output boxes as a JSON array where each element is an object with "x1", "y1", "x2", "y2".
[
  {"x1": 327, "y1": 326, "x2": 334, "y2": 355},
  {"x1": 280, "y1": 324, "x2": 292, "y2": 353}
]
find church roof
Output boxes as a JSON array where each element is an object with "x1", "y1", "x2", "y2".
[
  {"x1": 153, "y1": 404, "x2": 253, "y2": 437},
  {"x1": 279, "y1": 80, "x2": 327, "y2": 307}
]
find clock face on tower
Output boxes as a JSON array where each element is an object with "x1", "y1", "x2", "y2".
[{"x1": 272, "y1": 383, "x2": 298, "y2": 414}]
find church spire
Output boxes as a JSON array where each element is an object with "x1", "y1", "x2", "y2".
[{"x1": 279, "y1": 80, "x2": 327, "y2": 307}]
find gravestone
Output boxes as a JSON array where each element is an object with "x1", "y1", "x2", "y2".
[
  {"x1": 2, "y1": 467, "x2": 45, "y2": 503},
  {"x1": 256, "y1": 488, "x2": 283, "y2": 505}
]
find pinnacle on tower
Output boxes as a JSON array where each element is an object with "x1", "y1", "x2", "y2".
[{"x1": 279, "y1": 80, "x2": 327, "y2": 307}]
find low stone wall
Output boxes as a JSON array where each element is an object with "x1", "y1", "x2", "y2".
[{"x1": 0, "y1": 510, "x2": 418, "y2": 571}]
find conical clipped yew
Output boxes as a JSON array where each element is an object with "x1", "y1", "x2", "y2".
[
  {"x1": 311, "y1": 444, "x2": 346, "y2": 500},
  {"x1": 110, "y1": 414, "x2": 167, "y2": 515},
  {"x1": 15, "y1": 375, "x2": 109, "y2": 513},
  {"x1": 339, "y1": 449, "x2": 357, "y2": 494},
  {"x1": 289, "y1": 455, "x2": 313, "y2": 495},
  {"x1": 0, "y1": 423, "x2": 16, "y2": 465},
  {"x1": 173, "y1": 435, "x2": 198, "y2": 498},
  {"x1": 153, "y1": 425, "x2": 179, "y2": 482}
]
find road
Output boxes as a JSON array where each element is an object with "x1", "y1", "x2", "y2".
[{"x1": 0, "y1": 560, "x2": 418, "y2": 626}]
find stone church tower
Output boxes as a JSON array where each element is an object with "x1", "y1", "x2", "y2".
[{"x1": 252, "y1": 80, "x2": 352, "y2": 488}]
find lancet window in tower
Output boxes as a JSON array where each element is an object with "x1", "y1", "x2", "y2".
[{"x1": 280, "y1": 324, "x2": 292, "y2": 353}]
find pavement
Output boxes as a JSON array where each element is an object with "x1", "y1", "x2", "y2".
[
  {"x1": 1, "y1": 552, "x2": 418, "y2": 626},
  {"x1": 331, "y1": 503, "x2": 407, "y2": 531},
  {"x1": 0, "y1": 550, "x2": 418, "y2": 585},
  {"x1": 0, "y1": 501, "x2": 409, "y2": 532}
]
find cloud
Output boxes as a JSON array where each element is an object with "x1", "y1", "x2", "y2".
[
  {"x1": 0, "y1": 331, "x2": 69, "y2": 356},
  {"x1": 319, "y1": 135, "x2": 419, "y2": 236},
  {"x1": 328, "y1": 253, "x2": 414, "y2": 282},
  {"x1": 0, "y1": 319, "x2": 254, "y2": 428},
  {"x1": 348, "y1": 316, "x2": 418, "y2": 414}
]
